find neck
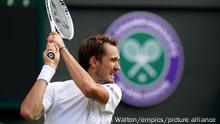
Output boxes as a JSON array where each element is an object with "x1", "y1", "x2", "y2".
[{"x1": 88, "y1": 68, "x2": 101, "y2": 84}]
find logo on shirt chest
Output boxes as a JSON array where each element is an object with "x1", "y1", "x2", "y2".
[{"x1": 106, "y1": 11, "x2": 184, "y2": 107}]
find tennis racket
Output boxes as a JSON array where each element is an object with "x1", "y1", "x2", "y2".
[{"x1": 45, "y1": 0, "x2": 74, "y2": 59}]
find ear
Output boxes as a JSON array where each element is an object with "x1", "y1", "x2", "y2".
[{"x1": 89, "y1": 56, "x2": 98, "y2": 68}]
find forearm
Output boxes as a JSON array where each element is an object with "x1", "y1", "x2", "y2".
[
  {"x1": 60, "y1": 48, "x2": 96, "y2": 94},
  {"x1": 20, "y1": 80, "x2": 47, "y2": 120},
  {"x1": 20, "y1": 33, "x2": 60, "y2": 120}
]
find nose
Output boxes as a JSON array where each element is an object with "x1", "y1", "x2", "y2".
[{"x1": 115, "y1": 61, "x2": 121, "y2": 71}]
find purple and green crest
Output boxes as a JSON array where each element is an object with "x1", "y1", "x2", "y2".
[{"x1": 106, "y1": 11, "x2": 184, "y2": 107}]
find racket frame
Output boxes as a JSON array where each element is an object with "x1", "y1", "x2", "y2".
[
  {"x1": 45, "y1": 0, "x2": 74, "y2": 40},
  {"x1": 45, "y1": 0, "x2": 74, "y2": 59}
]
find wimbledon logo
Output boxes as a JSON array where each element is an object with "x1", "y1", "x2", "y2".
[{"x1": 106, "y1": 11, "x2": 184, "y2": 107}]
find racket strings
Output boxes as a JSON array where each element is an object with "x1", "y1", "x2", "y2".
[
  {"x1": 51, "y1": 0, "x2": 71, "y2": 37},
  {"x1": 47, "y1": 0, "x2": 74, "y2": 40}
]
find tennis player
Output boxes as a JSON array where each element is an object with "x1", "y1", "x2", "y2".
[{"x1": 20, "y1": 32, "x2": 122, "y2": 124}]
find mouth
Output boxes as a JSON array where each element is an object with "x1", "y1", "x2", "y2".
[
  {"x1": 110, "y1": 71, "x2": 115, "y2": 77},
  {"x1": 110, "y1": 70, "x2": 115, "y2": 75}
]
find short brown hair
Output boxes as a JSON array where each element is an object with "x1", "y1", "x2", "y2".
[{"x1": 78, "y1": 34, "x2": 118, "y2": 71}]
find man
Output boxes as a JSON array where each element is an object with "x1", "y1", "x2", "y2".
[{"x1": 20, "y1": 32, "x2": 122, "y2": 124}]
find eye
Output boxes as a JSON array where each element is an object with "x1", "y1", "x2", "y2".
[
  {"x1": 111, "y1": 59, "x2": 115, "y2": 62},
  {"x1": 111, "y1": 58, "x2": 117, "y2": 62}
]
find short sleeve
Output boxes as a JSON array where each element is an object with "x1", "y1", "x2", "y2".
[
  {"x1": 33, "y1": 83, "x2": 55, "y2": 120},
  {"x1": 42, "y1": 84, "x2": 54, "y2": 113},
  {"x1": 101, "y1": 83, "x2": 122, "y2": 113}
]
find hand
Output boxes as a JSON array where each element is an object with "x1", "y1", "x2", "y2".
[
  {"x1": 47, "y1": 32, "x2": 65, "y2": 49},
  {"x1": 43, "y1": 35, "x2": 60, "y2": 70}
]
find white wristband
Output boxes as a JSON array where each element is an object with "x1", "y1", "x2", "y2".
[{"x1": 37, "y1": 65, "x2": 55, "y2": 84}]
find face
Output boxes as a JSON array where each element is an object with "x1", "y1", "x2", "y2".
[{"x1": 95, "y1": 44, "x2": 120, "y2": 83}]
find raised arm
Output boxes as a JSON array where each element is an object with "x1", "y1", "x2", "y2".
[
  {"x1": 20, "y1": 33, "x2": 60, "y2": 120},
  {"x1": 61, "y1": 48, "x2": 109, "y2": 103},
  {"x1": 52, "y1": 35, "x2": 109, "y2": 104}
]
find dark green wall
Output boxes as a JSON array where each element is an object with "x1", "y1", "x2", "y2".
[
  {"x1": 0, "y1": 0, "x2": 219, "y2": 123},
  {"x1": 53, "y1": 8, "x2": 220, "y2": 123}
]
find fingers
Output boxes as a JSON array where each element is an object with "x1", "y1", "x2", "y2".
[
  {"x1": 44, "y1": 42, "x2": 60, "y2": 61},
  {"x1": 43, "y1": 42, "x2": 60, "y2": 70},
  {"x1": 43, "y1": 33, "x2": 61, "y2": 70},
  {"x1": 50, "y1": 32, "x2": 58, "y2": 35},
  {"x1": 55, "y1": 43, "x2": 59, "y2": 50},
  {"x1": 46, "y1": 43, "x2": 58, "y2": 53},
  {"x1": 47, "y1": 32, "x2": 58, "y2": 43},
  {"x1": 47, "y1": 35, "x2": 55, "y2": 43},
  {"x1": 47, "y1": 33, "x2": 58, "y2": 43},
  {"x1": 46, "y1": 32, "x2": 64, "y2": 48}
]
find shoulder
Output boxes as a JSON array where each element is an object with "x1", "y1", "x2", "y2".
[
  {"x1": 46, "y1": 80, "x2": 76, "y2": 91},
  {"x1": 98, "y1": 83, "x2": 122, "y2": 113},
  {"x1": 102, "y1": 83, "x2": 122, "y2": 100},
  {"x1": 48, "y1": 80, "x2": 74, "y2": 86},
  {"x1": 103, "y1": 83, "x2": 121, "y2": 91}
]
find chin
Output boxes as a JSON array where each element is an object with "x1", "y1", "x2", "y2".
[
  {"x1": 108, "y1": 79, "x2": 115, "y2": 83},
  {"x1": 104, "y1": 79, "x2": 114, "y2": 84},
  {"x1": 102, "y1": 76, "x2": 115, "y2": 83}
]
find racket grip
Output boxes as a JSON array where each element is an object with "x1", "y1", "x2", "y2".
[{"x1": 47, "y1": 51, "x2": 55, "y2": 59}]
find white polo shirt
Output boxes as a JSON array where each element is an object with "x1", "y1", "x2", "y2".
[{"x1": 42, "y1": 80, "x2": 122, "y2": 124}]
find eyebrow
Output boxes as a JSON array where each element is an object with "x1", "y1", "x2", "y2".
[{"x1": 111, "y1": 56, "x2": 120, "y2": 61}]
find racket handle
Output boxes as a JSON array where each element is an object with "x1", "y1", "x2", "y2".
[{"x1": 47, "y1": 51, "x2": 55, "y2": 59}]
